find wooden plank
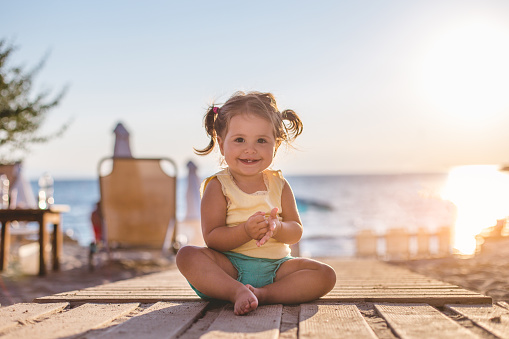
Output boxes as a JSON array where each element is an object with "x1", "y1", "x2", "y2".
[
  {"x1": 99, "y1": 270, "x2": 186, "y2": 282},
  {"x1": 375, "y1": 303, "x2": 479, "y2": 339},
  {"x1": 279, "y1": 305, "x2": 299, "y2": 339},
  {"x1": 323, "y1": 291, "x2": 491, "y2": 307},
  {"x1": 86, "y1": 287, "x2": 196, "y2": 292},
  {"x1": 35, "y1": 287, "x2": 490, "y2": 307},
  {"x1": 93, "y1": 302, "x2": 208, "y2": 339},
  {"x1": 50, "y1": 290, "x2": 200, "y2": 296},
  {"x1": 335, "y1": 283, "x2": 455, "y2": 287},
  {"x1": 34, "y1": 269, "x2": 199, "y2": 303},
  {"x1": 36, "y1": 294, "x2": 489, "y2": 307},
  {"x1": 46, "y1": 287, "x2": 475, "y2": 294},
  {"x1": 336, "y1": 281, "x2": 452, "y2": 285},
  {"x1": 1, "y1": 303, "x2": 139, "y2": 339},
  {"x1": 324, "y1": 260, "x2": 412, "y2": 274},
  {"x1": 0, "y1": 302, "x2": 68, "y2": 333},
  {"x1": 46, "y1": 288, "x2": 478, "y2": 297},
  {"x1": 50, "y1": 290, "x2": 482, "y2": 297},
  {"x1": 299, "y1": 303, "x2": 377, "y2": 339},
  {"x1": 202, "y1": 304, "x2": 282, "y2": 339},
  {"x1": 35, "y1": 295, "x2": 200, "y2": 304},
  {"x1": 328, "y1": 289, "x2": 483, "y2": 295},
  {"x1": 447, "y1": 304, "x2": 509, "y2": 339},
  {"x1": 332, "y1": 288, "x2": 478, "y2": 292},
  {"x1": 178, "y1": 301, "x2": 225, "y2": 338},
  {"x1": 335, "y1": 281, "x2": 453, "y2": 285},
  {"x1": 325, "y1": 259, "x2": 490, "y2": 305},
  {"x1": 499, "y1": 301, "x2": 509, "y2": 311}
]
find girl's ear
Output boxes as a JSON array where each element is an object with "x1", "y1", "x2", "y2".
[{"x1": 217, "y1": 136, "x2": 225, "y2": 156}]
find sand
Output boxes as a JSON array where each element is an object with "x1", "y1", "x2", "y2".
[
  {"x1": 0, "y1": 220, "x2": 204, "y2": 307},
  {"x1": 394, "y1": 236, "x2": 509, "y2": 304},
  {"x1": 0, "y1": 239, "x2": 176, "y2": 306}
]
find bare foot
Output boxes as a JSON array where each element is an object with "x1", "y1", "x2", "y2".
[
  {"x1": 246, "y1": 284, "x2": 266, "y2": 304},
  {"x1": 234, "y1": 284, "x2": 259, "y2": 315}
]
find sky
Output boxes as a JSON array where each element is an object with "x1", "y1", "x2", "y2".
[{"x1": 2, "y1": 0, "x2": 509, "y2": 179}]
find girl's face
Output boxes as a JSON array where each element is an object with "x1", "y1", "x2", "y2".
[{"x1": 217, "y1": 113, "x2": 276, "y2": 179}]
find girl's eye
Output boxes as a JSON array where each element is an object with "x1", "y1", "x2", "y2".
[
  {"x1": 234, "y1": 138, "x2": 245, "y2": 143},
  {"x1": 257, "y1": 138, "x2": 267, "y2": 143}
]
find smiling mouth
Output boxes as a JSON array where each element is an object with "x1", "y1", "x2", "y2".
[{"x1": 240, "y1": 159, "x2": 260, "y2": 164}]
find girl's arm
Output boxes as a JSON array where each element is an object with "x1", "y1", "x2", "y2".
[
  {"x1": 201, "y1": 177, "x2": 266, "y2": 251},
  {"x1": 272, "y1": 180, "x2": 303, "y2": 245}
]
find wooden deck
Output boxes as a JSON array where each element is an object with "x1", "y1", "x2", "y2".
[{"x1": 1, "y1": 259, "x2": 508, "y2": 338}]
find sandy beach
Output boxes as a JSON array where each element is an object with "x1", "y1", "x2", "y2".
[
  {"x1": 2, "y1": 237, "x2": 509, "y2": 307},
  {"x1": 394, "y1": 237, "x2": 509, "y2": 304},
  {"x1": 0, "y1": 238, "x2": 175, "y2": 306}
]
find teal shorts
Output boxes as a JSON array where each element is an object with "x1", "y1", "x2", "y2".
[{"x1": 189, "y1": 251, "x2": 293, "y2": 300}]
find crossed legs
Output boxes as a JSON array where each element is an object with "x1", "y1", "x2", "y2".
[
  {"x1": 176, "y1": 246, "x2": 258, "y2": 315},
  {"x1": 176, "y1": 246, "x2": 336, "y2": 315}
]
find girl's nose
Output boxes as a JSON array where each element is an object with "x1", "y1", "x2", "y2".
[{"x1": 244, "y1": 143, "x2": 257, "y2": 153}]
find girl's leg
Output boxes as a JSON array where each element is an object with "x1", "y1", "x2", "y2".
[
  {"x1": 176, "y1": 246, "x2": 258, "y2": 315},
  {"x1": 250, "y1": 258, "x2": 336, "y2": 305}
]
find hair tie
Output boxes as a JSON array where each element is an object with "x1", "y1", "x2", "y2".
[{"x1": 212, "y1": 107, "x2": 219, "y2": 114}]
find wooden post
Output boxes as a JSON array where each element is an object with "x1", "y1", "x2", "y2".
[
  {"x1": 38, "y1": 214, "x2": 48, "y2": 276},
  {"x1": 355, "y1": 229, "x2": 377, "y2": 257},
  {"x1": 438, "y1": 226, "x2": 451, "y2": 256},
  {"x1": 416, "y1": 227, "x2": 430, "y2": 257},
  {"x1": 385, "y1": 228, "x2": 410, "y2": 259},
  {"x1": 52, "y1": 213, "x2": 62, "y2": 271},
  {"x1": 0, "y1": 221, "x2": 11, "y2": 271}
]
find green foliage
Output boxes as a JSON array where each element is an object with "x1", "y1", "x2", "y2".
[{"x1": 0, "y1": 39, "x2": 69, "y2": 164}]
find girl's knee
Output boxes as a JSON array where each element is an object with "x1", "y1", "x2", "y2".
[
  {"x1": 320, "y1": 263, "x2": 336, "y2": 289},
  {"x1": 176, "y1": 246, "x2": 227, "y2": 269},
  {"x1": 176, "y1": 245, "x2": 201, "y2": 268},
  {"x1": 305, "y1": 260, "x2": 336, "y2": 289}
]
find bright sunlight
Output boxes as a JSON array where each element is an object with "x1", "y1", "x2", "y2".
[
  {"x1": 421, "y1": 20, "x2": 509, "y2": 120},
  {"x1": 441, "y1": 165, "x2": 509, "y2": 255}
]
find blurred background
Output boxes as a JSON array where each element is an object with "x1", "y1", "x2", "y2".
[{"x1": 2, "y1": 0, "x2": 509, "y2": 258}]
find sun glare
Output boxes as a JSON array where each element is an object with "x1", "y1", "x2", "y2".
[
  {"x1": 421, "y1": 21, "x2": 509, "y2": 120},
  {"x1": 441, "y1": 165, "x2": 509, "y2": 255}
]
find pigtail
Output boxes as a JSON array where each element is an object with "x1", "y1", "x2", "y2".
[
  {"x1": 194, "y1": 106, "x2": 218, "y2": 155},
  {"x1": 281, "y1": 109, "x2": 303, "y2": 141},
  {"x1": 194, "y1": 92, "x2": 302, "y2": 155}
]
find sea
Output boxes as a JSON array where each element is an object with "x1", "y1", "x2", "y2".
[{"x1": 26, "y1": 172, "x2": 466, "y2": 258}]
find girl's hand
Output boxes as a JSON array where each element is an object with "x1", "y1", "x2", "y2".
[
  {"x1": 244, "y1": 211, "x2": 269, "y2": 240},
  {"x1": 256, "y1": 208, "x2": 280, "y2": 247}
]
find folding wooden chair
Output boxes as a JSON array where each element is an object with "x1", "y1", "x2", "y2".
[{"x1": 90, "y1": 157, "x2": 179, "y2": 268}]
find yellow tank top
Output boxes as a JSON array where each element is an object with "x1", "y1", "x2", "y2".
[{"x1": 201, "y1": 168, "x2": 291, "y2": 259}]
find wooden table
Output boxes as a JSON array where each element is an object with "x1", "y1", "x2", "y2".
[{"x1": 0, "y1": 205, "x2": 69, "y2": 276}]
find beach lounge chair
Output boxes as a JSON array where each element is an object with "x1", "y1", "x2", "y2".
[{"x1": 90, "y1": 157, "x2": 179, "y2": 268}]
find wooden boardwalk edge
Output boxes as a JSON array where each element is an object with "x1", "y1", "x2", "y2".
[{"x1": 446, "y1": 304, "x2": 509, "y2": 338}]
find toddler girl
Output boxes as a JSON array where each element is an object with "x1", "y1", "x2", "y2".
[{"x1": 176, "y1": 91, "x2": 336, "y2": 315}]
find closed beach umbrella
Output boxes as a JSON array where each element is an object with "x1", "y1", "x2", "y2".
[
  {"x1": 179, "y1": 160, "x2": 204, "y2": 246},
  {"x1": 185, "y1": 161, "x2": 200, "y2": 220},
  {"x1": 11, "y1": 166, "x2": 37, "y2": 208},
  {"x1": 3, "y1": 162, "x2": 37, "y2": 209},
  {"x1": 113, "y1": 122, "x2": 133, "y2": 158}
]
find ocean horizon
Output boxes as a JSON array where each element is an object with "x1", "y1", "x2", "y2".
[{"x1": 22, "y1": 171, "x2": 465, "y2": 258}]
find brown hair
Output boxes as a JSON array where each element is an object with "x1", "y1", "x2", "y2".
[{"x1": 195, "y1": 91, "x2": 303, "y2": 155}]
